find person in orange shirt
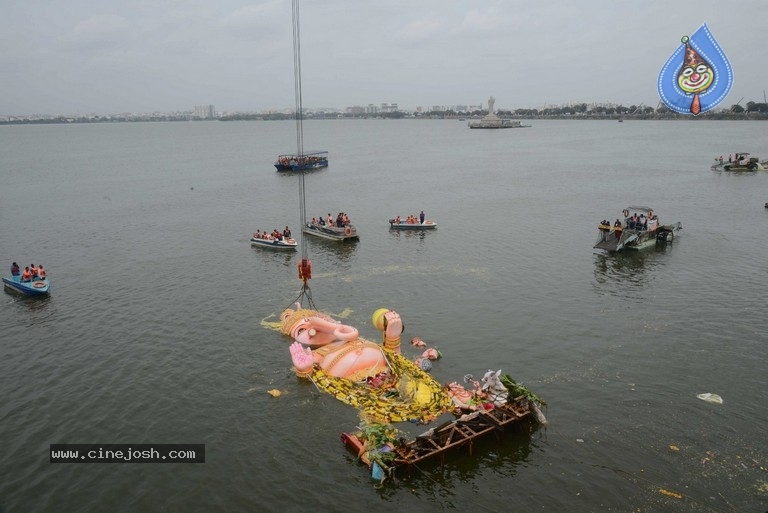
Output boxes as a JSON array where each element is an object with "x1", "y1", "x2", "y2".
[
  {"x1": 30, "y1": 264, "x2": 39, "y2": 280},
  {"x1": 22, "y1": 267, "x2": 32, "y2": 282}
]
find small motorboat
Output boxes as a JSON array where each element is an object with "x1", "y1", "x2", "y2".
[
  {"x1": 3, "y1": 275, "x2": 50, "y2": 296},
  {"x1": 722, "y1": 153, "x2": 768, "y2": 171},
  {"x1": 388, "y1": 218, "x2": 437, "y2": 230},
  {"x1": 303, "y1": 221, "x2": 359, "y2": 241},
  {"x1": 250, "y1": 236, "x2": 297, "y2": 250}
]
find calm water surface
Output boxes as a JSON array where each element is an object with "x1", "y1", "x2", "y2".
[{"x1": 1, "y1": 119, "x2": 767, "y2": 512}]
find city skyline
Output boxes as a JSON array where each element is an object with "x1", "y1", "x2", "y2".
[{"x1": 2, "y1": 1, "x2": 767, "y2": 116}]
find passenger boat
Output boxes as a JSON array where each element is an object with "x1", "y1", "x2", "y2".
[
  {"x1": 388, "y1": 218, "x2": 437, "y2": 230},
  {"x1": 250, "y1": 235, "x2": 297, "y2": 250},
  {"x1": 274, "y1": 150, "x2": 328, "y2": 172},
  {"x1": 3, "y1": 275, "x2": 50, "y2": 296},
  {"x1": 468, "y1": 118, "x2": 530, "y2": 129},
  {"x1": 594, "y1": 206, "x2": 682, "y2": 252},
  {"x1": 722, "y1": 153, "x2": 768, "y2": 171},
  {"x1": 302, "y1": 221, "x2": 359, "y2": 241}
]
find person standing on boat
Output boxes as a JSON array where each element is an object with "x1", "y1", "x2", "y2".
[
  {"x1": 614, "y1": 219, "x2": 623, "y2": 240},
  {"x1": 30, "y1": 264, "x2": 39, "y2": 280},
  {"x1": 283, "y1": 226, "x2": 291, "y2": 238},
  {"x1": 11, "y1": 262, "x2": 20, "y2": 276},
  {"x1": 420, "y1": 210, "x2": 425, "y2": 224},
  {"x1": 38, "y1": 265, "x2": 47, "y2": 280}
]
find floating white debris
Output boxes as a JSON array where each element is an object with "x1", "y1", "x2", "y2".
[{"x1": 696, "y1": 393, "x2": 723, "y2": 404}]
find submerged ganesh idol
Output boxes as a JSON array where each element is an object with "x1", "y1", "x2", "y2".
[
  {"x1": 279, "y1": 304, "x2": 451, "y2": 424},
  {"x1": 280, "y1": 304, "x2": 403, "y2": 380}
]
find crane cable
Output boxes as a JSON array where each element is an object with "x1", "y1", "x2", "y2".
[{"x1": 292, "y1": 0, "x2": 315, "y2": 309}]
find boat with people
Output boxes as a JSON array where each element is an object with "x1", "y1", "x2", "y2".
[
  {"x1": 303, "y1": 213, "x2": 358, "y2": 241},
  {"x1": 250, "y1": 236, "x2": 297, "y2": 250},
  {"x1": 303, "y1": 221, "x2": 358, "y2": 241},
  {"x1": 468, "y1": 118, "x2": 530, "y2": 129},
  {"x1": 388, "y1": 214, "x2": 437, "y2": 230},
  {"x1": 3, "y1": 263, "x2": 50, "y2": 296},
  {"x1": 720, "y1": 153, "x2": 768, "y2": 171},
  {"x1": 274, "y1": 150, "x2": 328, "y2": 172},
  {"x1": 594, "y1": 206, "x2": 682, "y2": 252}
]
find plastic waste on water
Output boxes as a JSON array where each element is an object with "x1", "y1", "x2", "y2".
[{"x1": 696, "y1": 393, "x2": 723, "y2": 404}]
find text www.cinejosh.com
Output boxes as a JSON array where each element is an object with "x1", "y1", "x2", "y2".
[{"x1": 49, "y1": 444, "x2": 205, "y2": 463}]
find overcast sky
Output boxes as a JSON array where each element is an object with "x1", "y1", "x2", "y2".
[{"x1": 2, "y1": 0, "x2": 766, "y2": 115}]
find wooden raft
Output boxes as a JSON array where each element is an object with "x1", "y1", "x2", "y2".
[{"x1": 342, "y1": 396, "x2": 535, "y2": 476}]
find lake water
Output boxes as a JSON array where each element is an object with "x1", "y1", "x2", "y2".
[{"x1": 1, "y1": 119, "x2": 767, "y2": 512}]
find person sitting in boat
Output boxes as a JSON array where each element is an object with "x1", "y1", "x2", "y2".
[
  {"x1": 30, "y1": 264, "x2": 39, "y2": 281},
  {"x1": 395, "y1": 216, "x2": 401, "y2": 224},
  {"x1": 21, "y1": 266, "x2": 32, "y2": 282},
  {"x1": 38, "y1": 265, "x2": 47, "y2": 280},
  {"x1": 327, "y1": 213, "x2": 334, "y2": 226},
  {"x1": 341, "y1": 212, "x2": 350, "y2": 225},
  {"x1": 254, "y1": 230, "x2": 262, "y2": 239},
  {"x1": 283, "y1": 226, "x2": 291, "y2": 238},
  {"x1": 11, "y1": 262, "x2": 20, "y2": 276}
]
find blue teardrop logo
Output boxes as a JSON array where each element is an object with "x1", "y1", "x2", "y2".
[{"x1": 658, "y1": 23, "x2": 733, "y2": 115}]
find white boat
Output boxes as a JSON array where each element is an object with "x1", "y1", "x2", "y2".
[
  {"x1": 594, "y1": 206, "x2": 681, "y2": 252},
  {"x1": 303, "y1": 221, "x2": 359, "y2": 241},
  {"x1": 250, "y1": 235, "x2": 297, "y2": 250},
  {"x1": 388, "y1": 218, "x2": 437, "y2": 230}
]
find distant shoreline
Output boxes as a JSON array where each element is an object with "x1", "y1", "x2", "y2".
[{"x1": 2, "y1": 112, "x2": 767, "y2": 125}]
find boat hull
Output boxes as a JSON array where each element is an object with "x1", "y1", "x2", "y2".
[
  {"x1": 250, "y1": 237, "x2": 297, "y2": 250},
  {"x1": 722, "y1": 163, "x2": 768, "y2": 171},
  {"x1": 302, "y1": 222, "x2": 359, "y2": 241},
  {"x1": 3, "y1": 276, "x2": 50, "y2": 296},
  {"x1": 274, "y1": 161, "x2": 328, "y2": 172}
]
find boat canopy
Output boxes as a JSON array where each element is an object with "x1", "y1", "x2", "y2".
[
  {"x1": 276, "y1": 150, "x2": 328, "y2": 159},
  {"x1": 626, "y1": 206, "x2": 653, "y2": 213}
]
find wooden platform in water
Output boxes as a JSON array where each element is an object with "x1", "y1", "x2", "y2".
[{"x1": 341, "y1": 396, "x2": 537, "y2": 477}]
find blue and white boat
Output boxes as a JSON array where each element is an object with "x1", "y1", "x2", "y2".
[
  {"x1": 250, "y1": 236, "x2": 298, "y2": 250},
  {"x1": 274, "y1": 150, "x2": 328, "y2": 172},
  {"x1": 3, "y1": 275, "x2": 51, "y2": 296}
]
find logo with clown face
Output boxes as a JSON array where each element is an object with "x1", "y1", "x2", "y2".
[{"x1": 657, "y1": 23, "x2": 733, "y2": 116}]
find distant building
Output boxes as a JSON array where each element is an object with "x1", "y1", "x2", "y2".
[
  {"x1": 381, "y1": 103, "x2": 398, "y2": 113},
  {"x1": 193, "y1": 104, "x2": 216, "y2": 119}
]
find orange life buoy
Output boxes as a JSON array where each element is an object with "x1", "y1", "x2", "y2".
[
  {"x1": 33, "y1": 281, "x2": 46, "y2": 289},
  {"x1": 344, "y1": 226, "x2": 353, "y2": 236}
]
